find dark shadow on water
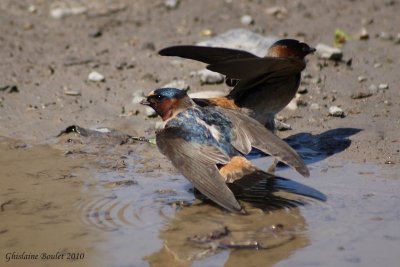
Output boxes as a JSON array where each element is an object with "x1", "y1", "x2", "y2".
[
  {"x1": 248, "y1": 128, "x2": 362, "y2": 167},
  {"x1": 193, "y1": 173, "x2": 326, "y2": 213},
  {"x1": 284, "y1": 128, "x2": 362, "y2": 164}
]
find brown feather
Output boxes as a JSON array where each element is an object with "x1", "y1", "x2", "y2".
[
  {"x1": 215, "y1": 107, "x2": 310, "y2": 177},
  {"x1": 156, "y1": 127, "x2": 243, "y2": 212}
]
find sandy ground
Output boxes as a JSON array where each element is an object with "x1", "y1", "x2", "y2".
[
  {"x1": 0, "y1": 0, "x2": 399, "y2": 164},
  {"x1": 1, "y1": 1, "x2": 400, "y2": 267}
]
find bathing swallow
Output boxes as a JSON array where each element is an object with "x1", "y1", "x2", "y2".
[
  {"x1": 159, "y1": 39, "x2": 315, "y2": 131},
  {"x1": 141, "y1": 88, "x2": 309, "y2": 212}
]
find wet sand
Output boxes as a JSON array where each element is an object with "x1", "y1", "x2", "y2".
[{"x1": 1, "y1": 134, "x2": 400, "y2": 267}]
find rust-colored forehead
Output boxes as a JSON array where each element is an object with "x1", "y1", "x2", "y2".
[{"x1": 147, "y1": 90, "x2": 155, "y2": 97}]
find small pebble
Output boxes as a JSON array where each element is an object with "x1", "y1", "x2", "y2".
[
  {"x1": 351, "y1": 91, "x2": 372, "y2": 99},
  {"x1": 286, "y1": 97, "x2": 298, "y2": 110},
  {"x1": 315, "y1": 43, "x2": 343, "y2": 60},
  {"x1": 196, "y1": 69, "x2": 224, "y2": 84},
  {"x1": 64, "y1": 89, "x2": 81, "y2": 96},
  {"x1": 89, "y1": 30, "x2": 102, "y2": 38},
  {"x1": 374, "y1": 63, "x2": 382, "y2": 68},
  {"x1": 241, "y1": 15, "x2": 254, "y2": 26},
  {"x1": 88, "y1": 71, "x2": 105, "y2": 82},
  {"x1": 378, "y1": 84, "x2": 389, "y2": 90},
  {"x1": 298, "y1": 87, "x2": 308, "y2": 94},
  {"x1": 201, "y1": 29, "x2": 213, "y2": 37},
  {"x1": 358, "y1": 28, "x2": 369, "y2": 40},
  {"x1": 265, "y1": 6, "x2": 288, "y2": 18},
  {"x1": 394, "y1": 33, "x2": 400, "y2": 44},
  {"x1": 275, "y1": 120, "x2": 292, "y2": 131},
  {"x1": 164, "y1": 0, "x2": 179, "y2": 9},
  {"x1": 329, "y1": 106, "x2": 345, "y2": 117},
  {"x1": 358, "y1": 76, "x2": 367, "y2": 83},
  {"x1": 145, "y1": 107, "x2": 157, "y2": 117},
  {"x1": 361, "y1": 18, "x2": 374, "y2": 26},
  {"x1": 28, "y1": 5, "x2": 37, "y2": 13},
  {"x1": 50, "y1": 6, "x2": 87, "y2": 19},
  {"x1": 312, "y1": 77, "x2": 322, "y2": 84}
]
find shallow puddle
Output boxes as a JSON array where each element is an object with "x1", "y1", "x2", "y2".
[{"x1": 1, "y1": 134, "x2": 399, "y2": 267}]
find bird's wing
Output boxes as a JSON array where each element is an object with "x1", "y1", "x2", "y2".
[
  {"x1": 207, "y1": 57, "x2": 305, "y2": 80},
  {"x1": 156, "y1": 127, "x2": 242, "y2": 212},
  {"x1": 215, "y1": 107, "x2": 310, "y2": 177},
  {"x1": 227, "y1": 72, "x2": 300, "y2": 101},
  {"x1": 158, "y1": 45, "x2": 258, "y2": 65}
]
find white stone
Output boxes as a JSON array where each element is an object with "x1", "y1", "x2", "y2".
[
  {"x1": 88, "y1": 71, "x2": 105, "y2": 82},
  {"x1": 50, "y1": 6, "x2": 87, "y2": 19},
  {"x1": 378, "y1": 84, "x2": 389, "y2": 90},
  {"x1": 329, "y1": 106, "x2": 344, "y2": 117},
  {"x1": 196, "y1": 69, "x2": 224, "y2": 84},
  {"x1": 275, "y1": 120, "x2": 291, "y2": 131},
  {"x1": 164, "y1": 0, "x2": 179, "y2": 8},
  {"x1": 316, "y1": 43, "x2": 343, "y2": 60},
  {"x1": 145, "y1": 107, "x2": 157, "y2": 117},
  {"x1": 358, "y1": 76, "x2": 367, "y2": 83},
  {"x1": 241, "y1": 15, "x2": 254, "y2": 26}
]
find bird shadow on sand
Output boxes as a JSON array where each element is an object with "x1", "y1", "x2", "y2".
[
  {"x1": 249, "y1": 127, "x2": 362, "y2": 165},
  {"x1": 283, "y1": 127, "x2": 362, "y2": 164},
  {"x1": 237, "y1": 127, "x2": 361, "y2": 210}
]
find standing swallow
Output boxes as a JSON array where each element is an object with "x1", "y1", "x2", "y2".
[
  {"x1": 141, "y1": 87, "x2": 309, "y2": 212},
  {"x1": 158, "y1": 39, "x2": 316, "y2": 131}
]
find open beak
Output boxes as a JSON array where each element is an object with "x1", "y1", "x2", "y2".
[{"x1": 140, "y1": 98, "x2": 150, "y2": 106}]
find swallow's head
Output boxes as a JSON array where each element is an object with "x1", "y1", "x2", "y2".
[
  {"x1": 141, "y1": 88, "x2": 192, "y2": 121},
  {"x1": 267, "y1": 39, "x2": 316, "y2": 59}
]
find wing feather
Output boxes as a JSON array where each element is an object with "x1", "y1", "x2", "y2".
[
  {"x1": 215, "y1": 107, "x2": 310, "y2": 177},
  {"x1": 207, "y1": 57, "x2": 305, "y2": 80},
  {"x1": 156, "y1": 127, "x2": 243, "y2": 212},
  {"x1": 159, "y1": 45, "x2": 258, "y2": 64}
]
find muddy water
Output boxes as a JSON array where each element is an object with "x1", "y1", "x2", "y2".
[{"x1": 1, "y1": 135, "x2": 399, "y2": 267}]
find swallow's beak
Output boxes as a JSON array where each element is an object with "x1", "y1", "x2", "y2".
[{"x1": 140, "y1": 98, "x2": 150, "y2": 106}]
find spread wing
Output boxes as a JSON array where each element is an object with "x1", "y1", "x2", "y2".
[
  {"x1": 215, "y1": 107, "x2": 310, "y2": 177},
  {"x1": 156, "y1": 127, "x2": 243, "y2": 212},
  {"x1": 159, "y1": 45, "x2": 305, "y2": 101},
  {"x1": 207, "y1": 57, "x2": 305, "y2": 80},
  {"x1": 158, "y1": 45, "x2": 258, "y2": 65},
  {"x1": 227, "y1": 72, "x2": 300, "y2": 101}
]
